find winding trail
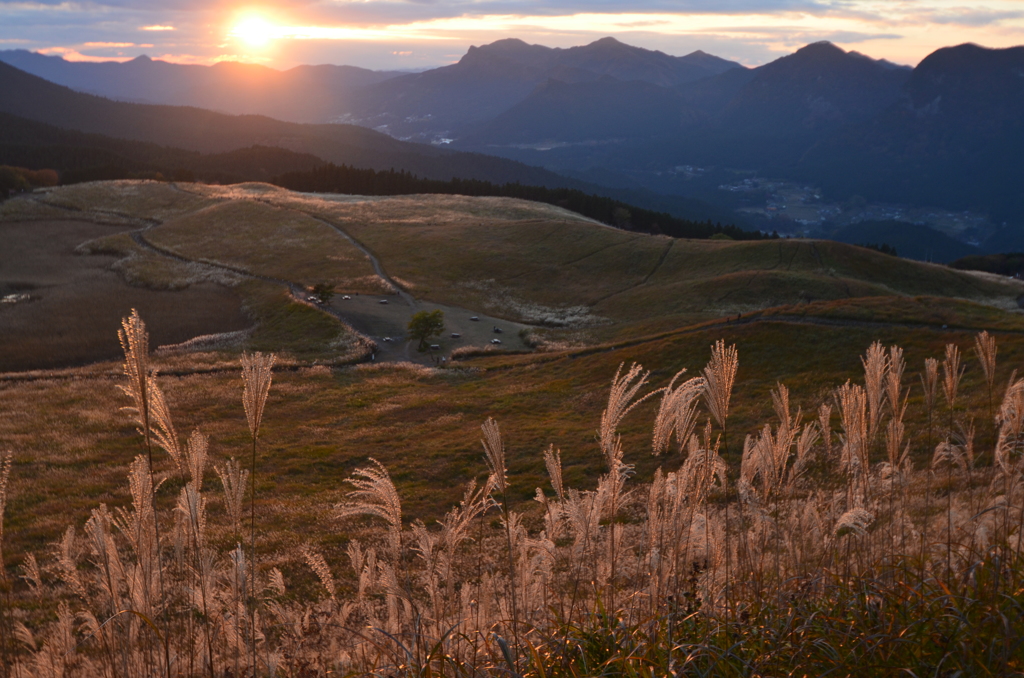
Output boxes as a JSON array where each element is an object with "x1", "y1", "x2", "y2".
[
  {"x1": 291, "y1": 209, "x2": 416, "y2": 308},
  {"x1": 10, "y1": 190, "x2": 1023, "y2": 382}
]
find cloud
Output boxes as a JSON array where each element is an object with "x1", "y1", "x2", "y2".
[
  {"x1": 917, "y1": 8, "x2": 1024, "y2": 27},
  {"x1": 140, "y1": 24, "x2": 175, "y2": 31}
]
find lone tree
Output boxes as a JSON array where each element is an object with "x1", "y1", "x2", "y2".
[
  {"x1": 311, "y1": 282, "x2": 334, "y2": 305},
  {"x1": 408, "y1": 309, "x2": 445, "y2": 350}
]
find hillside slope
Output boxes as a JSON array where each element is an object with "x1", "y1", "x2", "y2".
[
  {"x1": 0, "y1": 50, "x2": 403, "y2": 123},
  {"x1": 0, "y1": 61, "x2": 581, "y2": 187}
]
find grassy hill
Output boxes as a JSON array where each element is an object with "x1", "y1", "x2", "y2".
[
  {"x1": 260, "y1": 185, "x2": 1024, "y2": 337},
  {"x1": 6, "y1": 181, "x2": 1022, "y2": 355}
]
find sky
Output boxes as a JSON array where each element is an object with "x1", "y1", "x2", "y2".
[{"x1": 1, "y1": 0, "x2": 1023, "y2": 71}]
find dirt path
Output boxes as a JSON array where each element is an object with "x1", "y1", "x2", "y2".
[
  {"x1": 23, "y1": 192, "x2": 533, "y2": 365},
  {"x1": 297, "y1": 211, "x2": 416, "y2": 308}
]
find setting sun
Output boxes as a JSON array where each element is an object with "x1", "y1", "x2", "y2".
[{"x1": 230, "y1": 15, "x2": 276, "y2": 48}]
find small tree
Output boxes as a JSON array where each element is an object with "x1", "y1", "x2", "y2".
[
  {"x1": 408, "y1": 310, "x2": 445, "y2": 351},
  {"x1": 311, "y1": 283, "x2": 335, "y2": 305}
]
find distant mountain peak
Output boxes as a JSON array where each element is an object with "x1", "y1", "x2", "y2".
[
  {"x1": 590, "y1": 36, "x2": 626, "y2": 47},
  {"x1": 793, "y1": 41, "x2": 845, "y2": 57},
  {"x1": 132, "y1": 55, "x2": 152, "y2": 62}
]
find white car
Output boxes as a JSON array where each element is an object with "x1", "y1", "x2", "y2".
[
  {"x1": 379, "y1": 299, "x2": 389, "y2": 304},
  {"x1": 383, "y1": 337, "x2": 392, "y2": 342},
  {"x1": 450, "y1": 333, "x2": 461, "y2": 339},
  {"x1": 490, "y1": 338, "x2": 502, "y2": 345},
  {"x1": 342, "y1": 295, "x2": 351, "y2": 300},
  {"x1": 470, "y1": 316, "x2": 479, "y2": 321}
]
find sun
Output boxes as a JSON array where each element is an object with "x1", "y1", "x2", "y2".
[{"x1": 230, "y1": 15, "x2": 277, "y2": 48}]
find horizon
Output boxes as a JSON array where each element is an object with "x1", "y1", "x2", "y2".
[
  {"x1": 2, "y1": 2, "x2": 1024, "y2": 71},
  {"x1": 2, "y1": 34, "x2": 1020, "y2": 75}
]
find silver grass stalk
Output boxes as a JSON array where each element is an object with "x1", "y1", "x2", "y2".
[
  {"x1": 118, "y1": 309, "x2": 151, "y2": 442},
  {"x1": 922, "y1": 358, "x2": 940, "y2": 414},
  {"x1": 833, "y1": 508, "x2": 874, "y2": 538},
  {"x1": 215, "y1": 458, "x2": 249, "y2": 537},
  {"x1": 975, "y1": 330, "x2": 997, "y2": 400},
  {"x1": 942, "y1": 343, "x2": 965, "y2": 422},
  {"x1": 543, "y1": 445, "x2": 564, "y2": 502},
  {"x1": 652, "y1": 369, "x2": 706, "y2": 455},
  {"x1": 862, "y1": 341, "x2": 888, "y2": 442},
  {"x1": 703, "y1": 340, "x2": 738, "y2": 430},
  {"x1": 338, "y1": 458, "x2": 404, "y2": 559},
  {"x1": 481, "y1": 418, "x2": 507, "y2": 493},
  {"x1": 932, "y1": 441, "x2": 970, "y2": 473},
  {"x1": 186, "y1": 429, "x2": 209, "y2": 492},
  {"x1": 242, "y1": 351, "x2": 276, "y2": 441},
  {"x1": 0, "y1": 450, "x2": 11, "y2": 581},
  {"x1": 21, "y1": 553, "x2": 42, "y2": 599},
  {"x1": 175, "y1": 482, "x2": 208, "y2": 552},
  {"x1": 241, "y1": 349, "x2": 274, "y2": 672},
  {"x1": 600, "y1": 363, "x2": 656, "y2": 467},
  {"x1": 302, "y1": 546, "x2": 336, "y2": 600},
  {"x1": 886, "y1": 345, "x2": 906, "y2": 420},
  {"x1": 835, "y1": 381, "x2": 869, "y2": 485},
  {"x1": 479, "y1": 418, "x2": 521, "y2": 664},
  {"x1": 818, "y1": 404, "x2": 832, "y2": 460},
  {"x1": 147, "y1": 381, "x2": 183, "y2": 472}
]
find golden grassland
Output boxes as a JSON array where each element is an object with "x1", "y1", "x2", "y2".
[
  {"x1": 3, "y1": 181, "x2": 1024, "y2": 674},
  {"x1": 2, "y1": 313, "x2": 1024, "y2": 675},
  {"x1": 2, "y1": 311, "x2": 1021, "y2": 560}
]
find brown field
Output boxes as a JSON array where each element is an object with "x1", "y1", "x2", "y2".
[
  {"x1": 0, "y1": 220, "x2": 249, "y2": 372},
  {"x1": 1, "y1": 308, "x2": 1020, "y2": 561},
  {"x1": 3, "y1": 182, "x2": 1024, "y2": 675}
]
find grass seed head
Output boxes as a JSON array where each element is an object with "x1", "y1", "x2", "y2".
[
  {"x1": 241, "y1": 351, "x2": 276, "y2": 439},
  {"x1": 703, "y1": 340, "x2": 738, "y2": 429}
]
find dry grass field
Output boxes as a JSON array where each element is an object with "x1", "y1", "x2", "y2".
[
  {"x1": 3, "y1": 181, "x2": 1024, "y2": 675},
  {"x1": 0, "y1": 219, "x2": 249, "y2": 372},
  {"x1": 3, "y1": 311, "x2": 1024, "y2": 675},
  {"x1": 254, "y1": 186, "x2": 1024, "y2": 336}
]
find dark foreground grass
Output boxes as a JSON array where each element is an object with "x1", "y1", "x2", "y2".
[{"x1": 514, "y1": 566, "x2": 1024, "y2": 677}]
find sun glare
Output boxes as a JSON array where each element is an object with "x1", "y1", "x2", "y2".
[{"x1": 230, "y1": 15, "x2": 277, "y2": 48}]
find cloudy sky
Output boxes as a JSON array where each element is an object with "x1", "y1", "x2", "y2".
[{"x1": 1, "y1": 0, "x2": 1022, "y2": 70}]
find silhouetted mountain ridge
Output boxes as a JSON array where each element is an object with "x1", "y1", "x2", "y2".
[
  {"x1": 338, "y1": 36, "x2": 743, "y2": 140},
  {"x1": 0, "y1": 49, "x2": 403, "y2": 123}
]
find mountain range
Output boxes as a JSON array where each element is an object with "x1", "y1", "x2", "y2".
[
  {"x1": 2, "y1": 36, "x2": 1023, "y2": 246},
  {"x1": 0, "y1": 50, "x2": 403, "y2": 124}
]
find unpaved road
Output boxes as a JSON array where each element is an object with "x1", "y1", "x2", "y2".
[{"x1": 21, "y1": 192, "x2": 534, "y2": 365}]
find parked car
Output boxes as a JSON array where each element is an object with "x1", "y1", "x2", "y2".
[
  {"x1": 430, "y1": 344, "x2": 441, "y2": 350},
  {"x1": 379, "y1": 299, "x2": 389, "y2": 304},
  {"x1": 470, "y1": 316, "x2": 479, "y2": 321},
  {"x1": 342, "y1": 295, "x2": 351, "y2": 300},
  {"x1": 451, "y1": 333, "x2": 461, "y2": 339},
  {"x1": 490, "y1": 338, "x2": 502, "y2": 345},
  {"x1": 493, "y1": 327, "x2": 503, "y2": 334},
  {"x1": 383, "y1": 337, "x2": 392, "y2": 342}
]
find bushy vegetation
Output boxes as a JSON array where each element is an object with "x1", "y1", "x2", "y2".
[
  {"x1": 272, "y1": 163, "x2": 771, "y2": 241},
  {"x1": 1, "y1": 312, "x2": 1023, "y2": 677}
]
